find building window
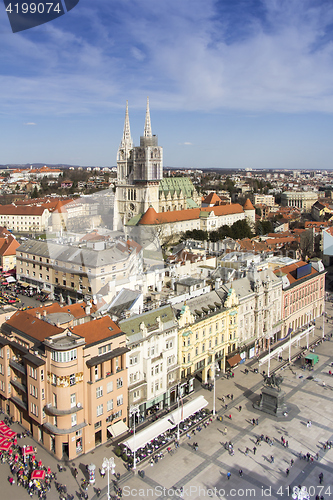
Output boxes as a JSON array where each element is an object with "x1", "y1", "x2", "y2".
[
  {"x1": 98, "y1": 344, "x2": 112, "y2": 355},
  {"x1": 117, "y1": 395, "x2": 123, "y2": 406},
  {"x1": 71, "y1": 414, "x2": 77, "y2": 427},
  {"x1": 41, "y1": 369, "x2": 44, "y2": 381},
  {"x1": 96, "y1": 404, "x2": 103, "y2": 417},
  {"x1": 41, "y1": 388, "x2": 45, "y2": 400},
  {"x1": 30, "y1": 367, "x2": 37, "y2": 380},
  {"x1": 107, "y1": 381, "x2": 113, "y2": 393},
  {"x1": 107, "y1": 399, "x2": 113, "y2": 411},
  {"x1": 51, "y1": 349, "x2": 77, "y2": 363},
  {"x1": 31, "y1": 403, "x2": 38, "y2": 417},
  {"x1": 70, "y1": 373, "x2": 76, "y2": 386},
  {"x1": 96, "y1": 386, "x2": 103, "y2": 398},
  {"x1": 116, "y1": 377, "x2": 123, "y2": 389},
  {"x1": 70, "y1": 393, "x2": 76, "y2": 408},
  {"x1": 129, "y1": 355, "x2": 138, "y2": 365},
  {"x1": 30, "y1": 385, "x2": 38, "y2": 398},
  {"x1": 94, "y1": 421, "x2": 101, "y2": 429}
]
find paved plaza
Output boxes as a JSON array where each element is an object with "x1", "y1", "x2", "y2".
[{"x1": 1, "y1": 304, "x2": 333, "y2": 500}]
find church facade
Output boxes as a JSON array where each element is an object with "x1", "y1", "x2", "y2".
[{"x1": 113, "y1": 99, "x2": 200, "y2": 231}]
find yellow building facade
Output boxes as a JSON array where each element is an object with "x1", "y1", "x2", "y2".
[{"x1": 174, "y1": 289, "x2": 239, "y2": 395}]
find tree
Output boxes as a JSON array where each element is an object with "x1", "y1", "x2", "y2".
[
  {"x1": 31, "y1": 186, "x2": 39, "y2": 198},
  {"x1": 230, "y1": 219, "x2": 253, "y2": 239}
]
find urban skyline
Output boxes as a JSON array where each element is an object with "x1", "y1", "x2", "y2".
[{"x1": 1, "y1": 1, "x2": 333, "y2": 169}]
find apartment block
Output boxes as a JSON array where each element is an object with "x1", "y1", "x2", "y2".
[
  {"x1": 0, "y1": 308, "x2": 128, "y2": 461},
  {"x1": 119, "y1": 305, "x2": 179, "y2": 425},
  {"x1": 0, "y1": 205, "x2": 50, "y2": 233},
  {"x1": 173, "y1": 288, "x2": 239, "y2": 395},
  {"x1": 16, "y1": 238, "x2": 142, "y2": 302},
  {"x1": 275, "y1": 260, "x2": 326, "y2": 338}
]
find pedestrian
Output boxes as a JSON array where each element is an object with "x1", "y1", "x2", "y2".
[
  {"x1": 238, "y1": 405, "x2": 242, "y2": 412},
  {"x1": 229, "y1": 414, "x2": 232, "y2": 420},
  {"x1": 270, "y1": 455, "x2": 274, "y2": 463},
  {"x1": 290, "y1": 459, "x2": 294, "y2": 467},
  {"x1": 286, "y1": 441, "x2": 289, "y2": 448},
  {"x1": 256, "y1": 418, "x2": 258, "y2": 425},
  {"x1": 319, "y1": 472, "x2": 323, "y2": 484},
  {"x1": 286, "y1": 468, "x2": 290, "y2": 477},
  {"x1": 253, "y1": 446, "x2": 257, "y2": 455},
  {"x1": 96, "y1": 489, "x2": 101, "y2": 498},
  {"x1": 231, "y1": 394, "x2": 234, "y2": 400},
  {"x1": 239, "y1": 469, "x2": 243, "y2": 477},
  {"x1": 227, "y1": 472, "x2": 231, "y2": 480},
  {"x1": 224, "y1": 427, "x2": 227, "y2": 434},
  {"x1": 281, "y1": 436, "x2": 284, "y2": 444},
  {"x1": 245, "y1": 447, "x2": 249, "y2": 456}
]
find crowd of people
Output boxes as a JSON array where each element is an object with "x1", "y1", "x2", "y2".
[
  {"x1": 0, "y1": 422, "x2": 57, "y2": 498},
  {"x1": 122, "y1": 408, "x2": 211, "y2": 468}
]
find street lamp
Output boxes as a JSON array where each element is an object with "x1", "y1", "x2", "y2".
[
  {"x1": 102, "y1": 457, "x2": 115, "y2": 500},
  {"x1": 209, "y1": 350, "x2": 219, "y2": 416},
  {"x1": 129, "y1": 405, "x2": 140, "y2": 470}
]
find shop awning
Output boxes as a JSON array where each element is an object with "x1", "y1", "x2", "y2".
[
  {"x1": 107, "y1": 420, "x2": 128, "y2": 438},
  {"x1": 18, "y1": 282, "x2": 29, "y2": 287},
  {"x1": 168, "y1": 395, "x2": 208, "y2": 427},
  {"x1": 122, "y1": 396, "x2": 208, "y2": 452},
  {"x1": 6, "y1": 276, "x2": 16, "y2": 283},
  {"x1": 227, "y1": 353, "x2": 242, "y2": 367},
  {"x1": 122, "y1": 418, "x2": 171, "y2": 452}
]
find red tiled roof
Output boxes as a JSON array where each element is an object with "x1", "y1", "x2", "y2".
[
  {"x1": 0, "y1": 205, "x2": 47, "y2": 216},
  {"x1": 202, "y1": 192, "x2": 222, "y2": 205},
  {"x1": 274, "y1": 261, "x2": 318, "y2": 284},
  {"x1": 138, "y1": 204, "x2": 244, "y2": 225},
  {"x1": 71, "y1": 315, "x2": 123, "y2": 345},
  {"x1": 6, "y1": 310, "x2": 63, "y2": 341},
  {"x1": 0, "y1": 235, "x2": 20, "y2": 256},
  {"x1": 27, "y1": 301, "x2": 99, "y2": 320},
  {"x1": 243, "y1": 198, "x2": 255, "y2": 210}
]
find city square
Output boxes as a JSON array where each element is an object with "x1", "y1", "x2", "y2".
[{"x1": 0, "y1": 307, "x2": 332, "y2": 500}]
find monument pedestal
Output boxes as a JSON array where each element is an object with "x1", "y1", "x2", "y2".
[{"x1": 254, "y1": 386, "x2": 287, "y2": 417}]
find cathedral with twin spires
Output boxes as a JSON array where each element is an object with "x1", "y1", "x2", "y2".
[{"x1": 113, "y1": 98, "x2": 200, "y2": 230}]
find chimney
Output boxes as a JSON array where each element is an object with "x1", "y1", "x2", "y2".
[
  {"x1": 43, "y1": 310, "x2": 47, "y2": 317},
  {"x1": 36, "y1": 312, "x2": 41, "y2": 319},
  {"x1": 85, "y1": 304, "x2": 91, "y2": 315}
]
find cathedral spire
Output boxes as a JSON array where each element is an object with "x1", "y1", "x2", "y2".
[
  {"x1": 121, "y1": 100, "x2": 133, "y2": 149},
  {"x1": 144, "y1": 96, "x2": 152, "y2": 138}
]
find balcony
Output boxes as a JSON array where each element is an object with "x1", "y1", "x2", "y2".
[
  {"x1": 9, "y1": 359, "x2": 26, "y2": 375},
  {"x1": 44, "y1": 404, "x2": 84, "y2": 416},
  {"x1": 10, "y1": 395, "x2": 28, "y2": 411},
  {"x1": 11, "y1": 378, "x2": 27, "y2": 393},
  {"x1": 43, "y1": 421, "x2": 87, "y2": 435}
]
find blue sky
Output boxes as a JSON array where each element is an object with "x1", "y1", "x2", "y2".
[{"x1": 1, "y1": 0, "x2": 333, "y2": 169}]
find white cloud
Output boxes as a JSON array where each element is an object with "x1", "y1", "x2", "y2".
[
  {"x1": 1, "y1": 0, "x2": 333, "y2": 116},
  {"x1": 24, "y1": 122, "x2": 36, "y2": 125}
]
